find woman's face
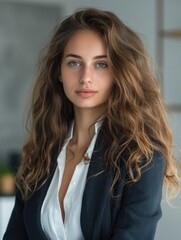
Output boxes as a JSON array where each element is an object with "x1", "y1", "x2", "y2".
[{"x1": 60, "y1": 30, "x2": 114, "y2": 112}]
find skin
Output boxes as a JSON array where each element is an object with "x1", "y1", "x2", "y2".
[
  {"x1": 59, "y1": 30, "x2": 114, "y2": 221},
  {"x1": 60, "y1": 29, "x2": 113, "y2": 114}
]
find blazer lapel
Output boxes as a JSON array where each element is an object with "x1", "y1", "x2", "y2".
[
  {"x1": 24, "y1": 149, "x2": 58, "y2": 240},
  {"x1": 81, "y1": 129, "x2": 113, "y2": 239}
]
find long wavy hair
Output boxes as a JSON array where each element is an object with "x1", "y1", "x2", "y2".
[{"x1": 16, "y1": 8, "x2": 180, "y2": 200}]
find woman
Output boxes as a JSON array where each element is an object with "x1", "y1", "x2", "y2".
[{"x1": 3, "y1": 8, "x2": 179, "y2": 240}]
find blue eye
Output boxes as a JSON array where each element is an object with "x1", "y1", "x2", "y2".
[
  {"x1": 67, "y1": 61, "x2": 81, "y2": 67},
  {"x1": 96, "y1": 62, "x2": 108, "y2": 68}
]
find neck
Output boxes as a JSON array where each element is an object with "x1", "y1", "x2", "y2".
[{"x1": 72, "y1": 107, "x2": 103, "y2": 147}]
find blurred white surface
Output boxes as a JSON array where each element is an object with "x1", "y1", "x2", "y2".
[
  {"x1": 155, "y1": 193, "x2": 181, "y2": 240},
  {"x1": 0, "y1": 197, "x2": 15, "y2": 240}
]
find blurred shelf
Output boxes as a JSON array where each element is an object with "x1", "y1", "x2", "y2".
[
  {"x1": 161, "y1": 29, "x2": 181, "y2": 38},
  {"x1": 0, "y1": 193, "x2": 15, "y2": 197}
]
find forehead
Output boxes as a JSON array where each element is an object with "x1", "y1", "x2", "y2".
[{"x1": 63, "y1": 30, "x2": 107, "y2": 56}]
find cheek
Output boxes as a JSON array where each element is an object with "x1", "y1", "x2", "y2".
[
  {"x1": 61, "y1": 76, "x2": 77, "y2": 97},
  {"x1": 61, "y1": 68, "x2": 80, "y2": 83},
  {"x1": 61, "y1": 83, "x2": 73, "y2": 101},
  {"x1": 106, "y1": 81, "x2": 114, "y2": 99},
  {"x1": 60, "y1": 68, "x2": 68, "y2": 82},
  {"x1": 103, "y1": 76, "x2": 114, "y2": 91},
  {"x1": 62, "y1": 82, "x2": 72, "y2": 94}
]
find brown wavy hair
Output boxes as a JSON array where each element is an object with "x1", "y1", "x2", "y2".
[{"x1": 16, "y1": 8, "x2": 180, "y2": 200}]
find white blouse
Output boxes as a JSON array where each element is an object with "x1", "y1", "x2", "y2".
[{"x1": 41, "y1": 121, "x2": 102, "y2": 240}]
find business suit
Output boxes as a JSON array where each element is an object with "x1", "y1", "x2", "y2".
[{"x1": 3, "y1": 129, "x2": 165, "y2": 240}]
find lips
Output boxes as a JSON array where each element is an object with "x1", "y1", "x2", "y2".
[{"x1": 75, "y1": 89, "x2": 97, "y2": 98}]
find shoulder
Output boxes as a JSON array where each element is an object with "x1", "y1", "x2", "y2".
[
  {"x1": 130, "y1": 150, "x2": 166, "y2": 191},
  {"x1": 141, "y1": 150, "x2": 166, "y2": 174},
  {"x1": 118, "y1": 149, "x2": 166, "y2": 189}
]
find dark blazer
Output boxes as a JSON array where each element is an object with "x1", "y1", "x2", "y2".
[{"x1": 3, "y1": 130, "x2": 166, "y2": 240}]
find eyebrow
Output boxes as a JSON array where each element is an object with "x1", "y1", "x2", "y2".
[{"x1": 65, "y1": 54, "x2": 107, "y2": 59}]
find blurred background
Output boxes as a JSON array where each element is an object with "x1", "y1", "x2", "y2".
[{"x1": 0, "y1": 0, "x2": 180, "y2": 239}]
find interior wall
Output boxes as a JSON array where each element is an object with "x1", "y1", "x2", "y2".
[{"x1": 0, "y1": 2, "x2": 61, "y2": 159}]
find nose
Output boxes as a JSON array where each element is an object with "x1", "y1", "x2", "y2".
[{"x1": 79, "y1": 66, "x2": 93, "y2": 85}]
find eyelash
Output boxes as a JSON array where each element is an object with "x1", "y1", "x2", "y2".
[
  {"x1": 67, "y1": 61, "x2": 108, "y2": 69},
  {"x1": 67, "y1": 61, "x2": 81, "y2": 67},
  {"x1": 96, "y1": 63, "x2": 108, "y2": 68}
]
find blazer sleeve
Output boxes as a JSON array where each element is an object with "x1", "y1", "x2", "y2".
[
  {"x1": 111, "y1": 151, "x2": 166, "y2": 240},
  {"x1": 3, "y1": 190, "x2": 28, "y2": 240}
]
